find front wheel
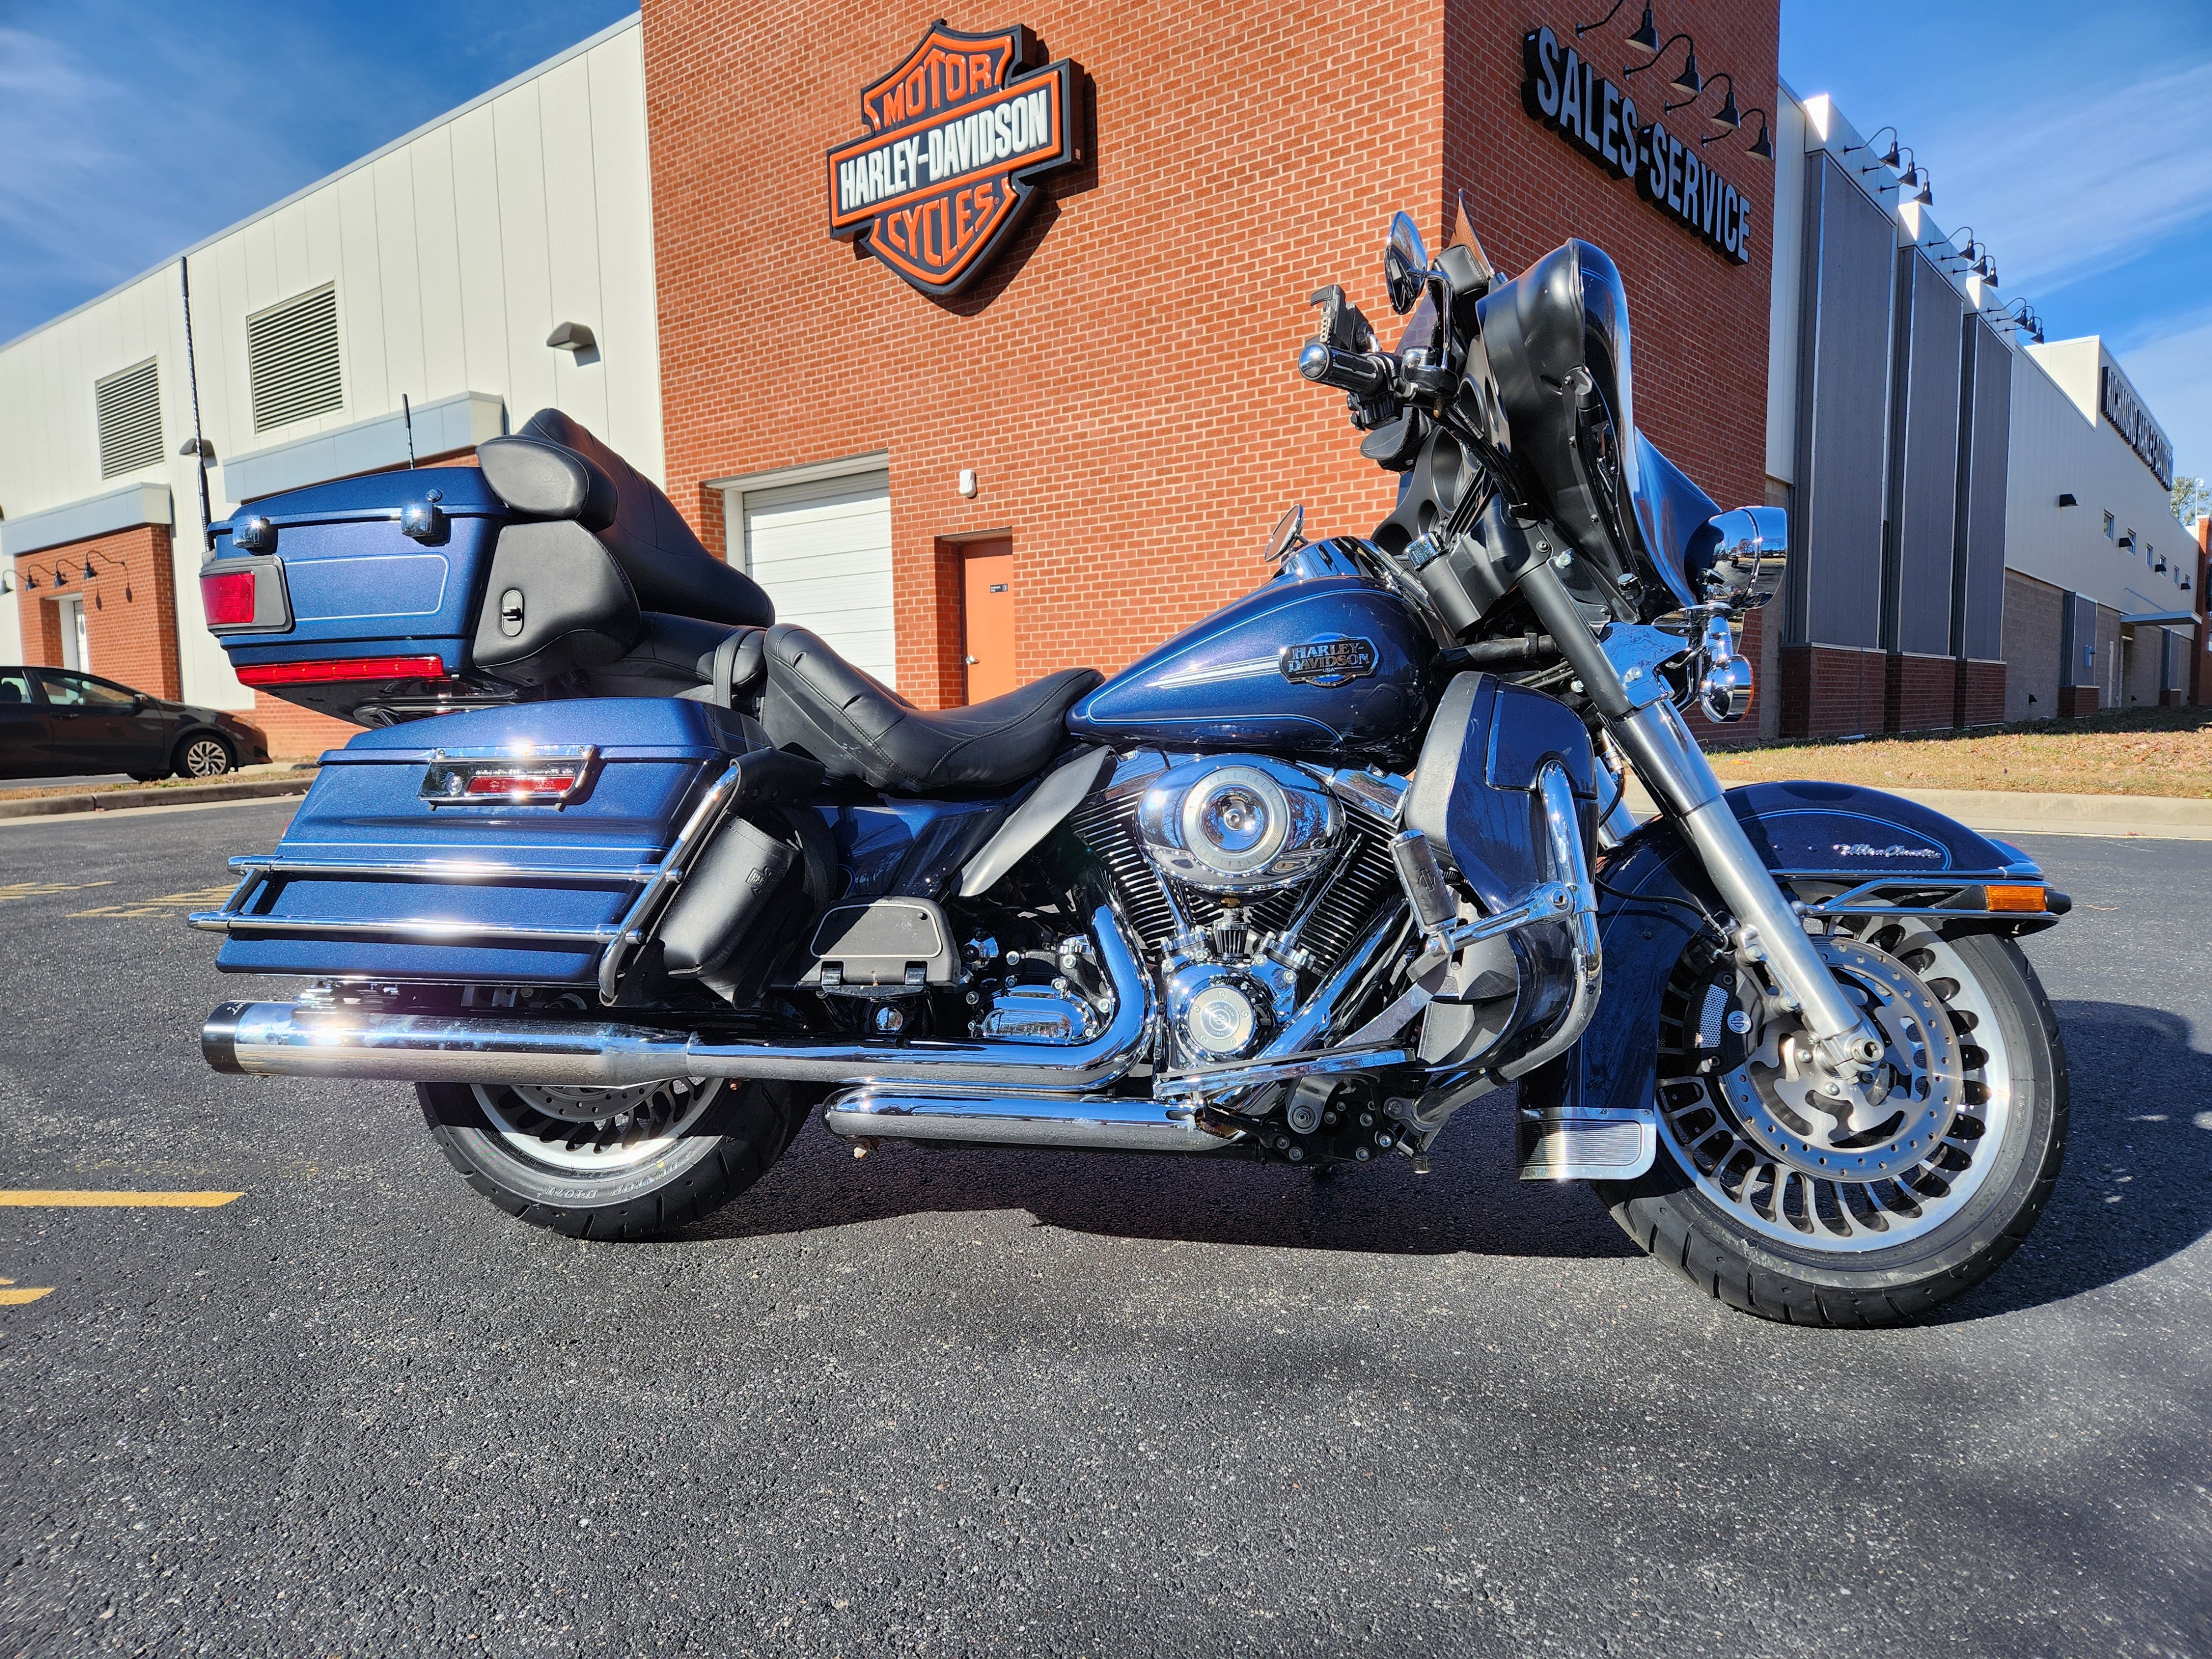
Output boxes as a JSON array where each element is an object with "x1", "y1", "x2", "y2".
[
  {"x1": 176, "y1": 733, "x2": 234, "y2": 778},
  {"x1": 420, "y1": 1076, "x2": 812, "y2": 1240},
  {"x1": 1597, "y1": 921, "x2": 2067, "y2": 1326}
]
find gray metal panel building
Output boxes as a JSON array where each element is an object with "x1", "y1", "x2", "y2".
[
  {"x1": 1884, "y1": 249, "x2": 1964, "y2": 657},
  {"x1": 1788, "y1": 153, "x2": 1895, "y2": 650},
  {"x1": 1953, "y1": 317, "x2": 2011, "y2": 663}
]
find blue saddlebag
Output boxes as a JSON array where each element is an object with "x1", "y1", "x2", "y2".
[{"x1": 210, "y1": 700, "x2": 756, "y2": 985}]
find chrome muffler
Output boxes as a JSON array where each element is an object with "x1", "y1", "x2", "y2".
[
  {"x1": 203, "y1": 904, "x2": 1155, "y2": 1097},
  {"x1": 822, "y1": 1092, "x2": 1235, "y2": 1154}
]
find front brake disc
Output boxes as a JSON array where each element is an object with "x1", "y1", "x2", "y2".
[{"x1": 1720, "y1": 937, "x2": 1962, "y2": 1182}]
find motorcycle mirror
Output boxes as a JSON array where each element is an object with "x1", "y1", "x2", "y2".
[
  {"x1": 1262, "y1": 503, "x2": 1306, "y2": 564},
  {"x1": 1697, "y1": 505, "x2": 1789, "y2": 608},
  {"x1": 1383, "y1": 212, "x2": 1430, "y2": 316}
]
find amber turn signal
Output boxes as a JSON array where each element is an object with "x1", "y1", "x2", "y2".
[{"x1": 1983, "y1": 884, "x2": 2046, "y2": 912}]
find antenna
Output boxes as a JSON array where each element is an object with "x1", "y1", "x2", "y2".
[
  {"x1": 178, "y1": 257, "x2": 216, "y2": 553},
  {"x1": 403, "y1": 394, "x2": 417, "y2": 468}
]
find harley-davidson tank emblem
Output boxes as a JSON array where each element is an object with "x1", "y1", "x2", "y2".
[
  {"x1": 1280, "y1": 635, "x2": 1379, "y2": 688},
  {"x1": 826, "y1": 23, "x2": 1082, "y2": 297}
]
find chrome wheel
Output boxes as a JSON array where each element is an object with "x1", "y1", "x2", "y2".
[
  {"x1": 181, "y1": 736, "x2": 233, "y2": 778},
  {"x1": 1655, "y1": 921, "x2": 2014, "y2": 1255},
  {"x1": 471, "y1": 1078, "x2": 724, "y2": 1176}
]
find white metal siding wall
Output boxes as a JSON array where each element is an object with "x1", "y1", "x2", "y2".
[
  {"x1": 740, "y1": 473, "x2": 898, "y2": 690},
  {"x1": 2003, "y1": 348, "x2": 2193, "y2": 618},
  {"x1": 0, "y1": 16, "x2": 662, "y2": 706}
]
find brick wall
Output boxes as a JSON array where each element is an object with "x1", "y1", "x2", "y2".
[
  {"x1": 1956, "y1": 660, "x2": 2005, "y2": 728},
  {"x1": 1883, "y1": 651, "x2": 1955, "y2": 734},
  {"x1": 1779, "y1": 643, "x2": 1884, "y2": 739},
  {"x1": 246, "y1": 695, "x2": 362, "y2": 760},
  {"x1": 2001, "y1": 570, "x2": 2062, "y2": 722},
  {"x1": 11, "y1": 523, "x2": 181, "y2": 699},
  {"x1": 640, "y1": 0, "x2": 1778, "y2": 708}
]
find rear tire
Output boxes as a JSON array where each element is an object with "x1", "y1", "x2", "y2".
[
  {"x1": 1596, "y1": 928, "x2": 2067, "y2": 1327},
  {"x1": 421, "y1": 1077, "x2": 812, "y2": 1240}
]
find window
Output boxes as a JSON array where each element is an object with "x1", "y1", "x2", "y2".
[
  {"x1": 2103, "y1": 512, "x2": 2116, "y2": 540},
  {"x1": 94, "y1": 358, "x2": 163, "y2": 478},
  {"x1": 0, "y1": 669, "x2": 34, "y2": 706},
  {"x1": 36, "y1": 669, "x2": 134, "y2": 708},
  {"x1": 246, "y1": 283, "x2": 343, "y2": 432}
]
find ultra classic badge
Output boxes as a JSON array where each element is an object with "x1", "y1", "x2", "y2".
[
  {"x1": 1280, "y1": 636, "x2": 1379, "y2": 688},
  {"x1": 826, "y1": 23, "x2": 1082, "y2": 298}
]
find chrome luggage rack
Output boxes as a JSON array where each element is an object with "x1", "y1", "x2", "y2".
[{"x1": 188, "y1": 760, "x2": 748, "y2": 1004}]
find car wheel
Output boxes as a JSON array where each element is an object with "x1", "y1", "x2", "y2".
[{"x1": 176, "y1": 734, "x2": 235, "y2": 779}]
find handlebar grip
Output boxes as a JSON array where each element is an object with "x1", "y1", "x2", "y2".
[{"x1": 1297, "y1": 340, "x2": 1395, "y2": 397}]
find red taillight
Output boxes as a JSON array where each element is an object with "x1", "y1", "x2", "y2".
[
  {"x1": 201, "y1": 570, "x2": 258, "y2": 627},
  {"x1": 464, "y1": 770, "x2": 582, "y2": 797},
  {"x1": 236, "y1": 654, "x2": 448, "y2": 687}
]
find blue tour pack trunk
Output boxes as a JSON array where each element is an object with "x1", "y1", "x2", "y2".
[{"x1": 202, "y1": 466, "x2": 514, "y2": 721}]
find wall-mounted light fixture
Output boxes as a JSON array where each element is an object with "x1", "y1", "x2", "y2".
[
  {"x1": 545, "y1": 322, "x2": 597, "y2": 353},
  {"x1": 1623, "y1": 31, "x2": 1700, "y2": 95},
  {"x1": 1682, "y1": 71, "x2": 1743, "y2": 131},
  {"x1": 2118, "y1": 533, "x2": 2135, "y2": 549},
  {"x1": 1849, "y1": 126, "x2": 1903, "y2": 171},
  {"x1": 2057, "y1": 493, "x2": 2078, "y2": 508},
  {"x1": 0, "y1": 572, "x2": 12, "y2": 596},
  {"x1": 1575, "y1": 0, "x2": 1660, "y2": 54}
]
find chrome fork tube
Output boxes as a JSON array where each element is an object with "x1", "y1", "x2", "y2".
[
  {"x1": 1609, "y1": 698, "x2": 1875, "y2": 1064},
  {"x1": 1516, "y1": 559, "x2": 1878, "y2": 1073}
]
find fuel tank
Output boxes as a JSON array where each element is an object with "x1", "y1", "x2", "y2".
[{"x1": 1067, "y1": 545, "x2": 1434, "y2": 761}]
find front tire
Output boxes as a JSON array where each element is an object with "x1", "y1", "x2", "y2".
[
  {"x1": 421, "y1": 1077, "x2": 812, "y2": 1240},
  {"x1": 176, "y1": 733, "x2": 234, "y2": 778},
  {"x1": 1597, "y1": 926, "x2": 2067, "y2": 1326}
]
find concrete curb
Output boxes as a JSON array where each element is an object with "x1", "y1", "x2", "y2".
[
  {"x1": 1624, "y1": 780, "x2": 2212, "y2": 841},
  {"x1": 0, "y1": 770, "x2": 318, "y2": 821}
]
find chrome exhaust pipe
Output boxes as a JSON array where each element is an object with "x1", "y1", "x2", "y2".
[
  {"x1": 822, "y1": 1092, "x2": 1239, "y2": 1154},
  {"x1": 204, "y1": 905, "x2": 1155, "y2": 1095}
]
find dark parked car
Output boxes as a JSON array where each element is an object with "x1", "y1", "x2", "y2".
[{"x1": 0, "y1": 666, "x2": 269, "y2": 781}]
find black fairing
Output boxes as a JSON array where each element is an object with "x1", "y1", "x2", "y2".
[{"x1": 1475, "y1": 239, "x2": 1707, "y2": 614}]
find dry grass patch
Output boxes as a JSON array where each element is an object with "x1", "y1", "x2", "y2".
[{"x1": 1709, "y1": 705, "x2": 2212, "y2": 799}]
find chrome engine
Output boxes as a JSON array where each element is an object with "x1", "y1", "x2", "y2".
[{"x1": 1070, "y1": 752, "x2": 1390, "y2": 1069}]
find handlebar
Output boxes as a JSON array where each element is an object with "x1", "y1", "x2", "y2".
[{"x1": 1296, "y1": 339, "x2": 1398, "y2": 398}]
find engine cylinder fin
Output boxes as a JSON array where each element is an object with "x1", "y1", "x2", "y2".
[
  {"x1": 1070, "y1": 790, "x2": 1179, "y2": 951},
  {"x1": 1290, "y1": 814, "x2": 1400, "y2": 978}
]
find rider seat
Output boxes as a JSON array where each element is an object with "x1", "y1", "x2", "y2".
[{"x1": 760, "y1": 624, "x2": 1100, "y2": 793}]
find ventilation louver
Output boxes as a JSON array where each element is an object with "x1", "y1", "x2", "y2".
[
  {"x1": 246, "y1": 285, "x2": 343, "y2": 433},
  {"x1": 95, "y1": 358, "x2": 163, "y2": 478}
]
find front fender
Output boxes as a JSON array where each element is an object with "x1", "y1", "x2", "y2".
[{"x1": 1522, "y1": 781, "x2": 2050, "y2": 1132}]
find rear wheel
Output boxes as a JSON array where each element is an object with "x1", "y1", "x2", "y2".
[
  {"x1": 176, "y1": 733, "x2": 234, "y2": 778},
  {"x1": 420, "y1": 1076, "x2": 812, "y2": 1240},
  {"x1": 1597, "y1": 921, "x2": 2067, "y2": 1326}
]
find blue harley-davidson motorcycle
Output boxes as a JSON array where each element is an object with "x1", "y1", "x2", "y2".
[{"x1": 193, "y1": 205, "x2": 2068, "y2": 1325}]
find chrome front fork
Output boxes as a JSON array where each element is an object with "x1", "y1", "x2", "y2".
[
  {"x1": 1514, "y1": 558, "x2": 1882, "y2": 1079},
  {"x1": 1610, "y1": 697, "x2": 1881, "y2": 1073}
]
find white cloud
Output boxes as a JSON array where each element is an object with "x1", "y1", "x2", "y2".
[
  {"x1": 2114, "y1": 309, "x2": 2212, "y2": 489},
  {"x1": 1906, "y1": 52, "x2": 2212, "y2": 294}
]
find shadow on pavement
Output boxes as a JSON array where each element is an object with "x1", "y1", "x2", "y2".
[
  {"x1": 690, "y1": 1085, "x2": 1637, "y2": 1261},
  {"x1": 1939, "y1": 998, "x2": 2212, "y2": 1321},
  {"x1": 698, "y1": 1000, "x2": 2212, "y2": 1300}
]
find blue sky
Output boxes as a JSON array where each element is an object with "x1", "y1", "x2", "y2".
[{"x1": 3, "y1": 1, "x2": 2205, "y2": 488}]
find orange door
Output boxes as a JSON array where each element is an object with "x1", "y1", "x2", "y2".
[{"x1": 961, "y1": 541, "x2": 1016, "y2": 704}]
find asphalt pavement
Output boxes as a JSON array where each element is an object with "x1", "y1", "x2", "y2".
[{"x1": 0, "y1": 799, "x2": 2206, "y2": 1657}]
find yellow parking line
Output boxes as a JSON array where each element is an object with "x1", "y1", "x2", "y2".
[
  {"x1": 0, "y1": 1287, "x2": 53, "y2": 1305},
  {"x1": 0, "y1": 1191, "x2": 242, "y2": 1207}
]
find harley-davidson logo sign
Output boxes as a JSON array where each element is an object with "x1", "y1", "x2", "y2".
[
  {"x1": 826, "y1": 23, "x2": 1081, "y2": 297},
  {"x1": 1280, "y1": 636, "x2": 1379, "y2": 688}
]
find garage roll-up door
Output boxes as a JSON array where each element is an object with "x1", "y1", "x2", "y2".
[{"x1": 739, "y1": 471, "x2": 896, "y2": 689}]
